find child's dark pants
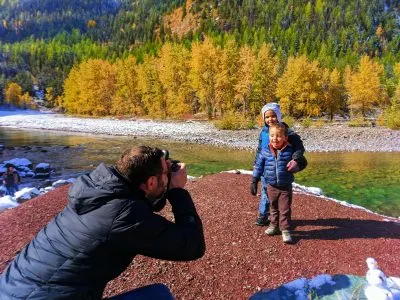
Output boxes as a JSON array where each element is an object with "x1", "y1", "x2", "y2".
[{"x1": 266, "y1": 184, "x2": 293, "y2": 230}]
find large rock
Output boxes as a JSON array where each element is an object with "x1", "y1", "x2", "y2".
[{"x1": 34, "y1": 163, "x2": 52, "y2": 178}]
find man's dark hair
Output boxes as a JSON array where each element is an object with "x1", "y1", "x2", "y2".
[
  {"x1": 115, "y1": 146, "x2": 164, "y2": 188},
  {"x1": 270, "y1": 123, "x2": 288, "y2": 136}
]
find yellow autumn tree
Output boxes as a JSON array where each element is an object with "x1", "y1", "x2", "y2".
[
  {"x1": 276, "y1": 55, "x2": 323, "y2": 117},
  {"x1": 156, "y1": 43, "x2": 192, "y2": 118},
  {"x1": 112, "y1": 56, "x2": 143, "y2": 116},
  {"x1": 137, "y1": 55, "x2": 166, "y2": 118},
  {"x1": 253, "y1": 43, "x2": 279, "y2": 114},
  {"x1": 19, "y1": 92, "x2": 34, "y2": 109},
  {"x1": 215, "y1": 39, "x2": 239, "y2": 114},
  {"x1": 345, "y1": 55, "x2": 385, "y2": 117},
  {"x1": 394, "y1": 62, "x2": 400, "y2": 104},
  {"x1": 63, "y1": 59, "x2": 117, "y2": 116},
  {"x1": 4, "y1": 82, "x2": 23, "y2": 107},
  {"x1": 321, "y1": 68, "x2": 346, "y2": 120},
  {"x1": 234, "y1": 45, "x2": 256, "y2": 116},
  {"x1": 62, "y1": 66, "x2": 80, "y2": 113},
  {"x1": 190, "y1": 37, "x2": 219, "y2": 119}
]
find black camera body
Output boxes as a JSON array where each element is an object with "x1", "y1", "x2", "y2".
[{"x1": 162, "y1": 150, "x2": 180, "y2": 172}]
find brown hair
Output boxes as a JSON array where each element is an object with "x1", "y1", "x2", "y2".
[
  {"x1": 269, "y1": 123, "x2": 288, "y2": 136},
  {"x1": 115, "y1": 146, "x2": 164, "y2": 188}
]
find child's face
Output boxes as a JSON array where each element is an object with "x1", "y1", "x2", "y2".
[
  {"x1": 264, "y1": 110, "x2": 278, "y2": 126},
  {"x1": 269, "y1": 127, "x2": 288, "y2": 149}
]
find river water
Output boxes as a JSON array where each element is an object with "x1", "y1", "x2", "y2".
[{"x1": 1, "y1": 127, "x2": 399, "y2": 217}]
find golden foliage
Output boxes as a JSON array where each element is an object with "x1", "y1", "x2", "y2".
[
  {"x1": 156, "y1": 43, "x2": 192, "y2": 118},
  {"x1": 113, "y1": 56, "x2": 143, "y2": 116},
  {"x1": 137, "y1": 55, "x2": 166, "y2": 118},
  {"x1": 86, "y1": 19, "x2": 97, "y2": 29},
  {"x1": 4, "y1": 82, "x2": 23, "y2": 106},
  {"x1": 190, "y1": 37, "x2": 219, "y2": 118},
  {"x1": 345, "y1": 55, "x2": 385, "y2": 116},
  {"x1": 234, "y1": 45, "x2": 256, "y2": 115},
  {"x1": 276, "y1": 55, "x2": 323, "y2": 117},
  {"x1": 253, "y1": 43, "x2": 279, "y2": 115},
  {"x1": 321, "y1": 68, "x2": 346, "y2": 120},
  {"x1": 63, "y1": 59, "x2": 117, "y2": 116}
]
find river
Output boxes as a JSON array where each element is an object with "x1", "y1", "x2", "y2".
[{"x1": 1, "y1": 127, "x2": 399, "y2": 217}]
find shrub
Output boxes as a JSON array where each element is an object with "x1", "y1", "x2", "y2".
[
  {"x1": 214, "y1": 112, "x2": 249, "y2": 130},
  {"x1": 282, "y1": 116, "x2": 295, "y2": 128},
  {"x1": 381, "y1": 105, "x2": 400, "y2": 130},
  {"x1": 348, "y1": 116, "x2": 369, "y2": 127},
  {"x1": 301, "y1": 117, "x2": 312, "y2": 128},
  {"x1": 313, "y1": 118, "x2": 326, "y2": 128}
]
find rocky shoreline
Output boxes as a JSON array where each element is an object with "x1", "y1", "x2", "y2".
[{"x1": 1, "y1": 111, "x2": 400, "y2": 152}]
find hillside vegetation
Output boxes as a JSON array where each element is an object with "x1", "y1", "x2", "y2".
[{"x1": 1, "y1": 0, "x2": 400, "y2": 127}]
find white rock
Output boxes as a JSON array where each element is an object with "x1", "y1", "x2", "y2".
[{"x1": 0, "y1": 195, "x2": 19, "y2": 210}]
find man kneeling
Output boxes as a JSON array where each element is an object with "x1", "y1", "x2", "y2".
[{"x1": 0, "y1": 146, "x2": 205, "y2": 299}]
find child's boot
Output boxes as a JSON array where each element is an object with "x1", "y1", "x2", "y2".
[
  {"x1": 255, "y1": 214, "x2": 269, "y2": 226},
  {"x1": 281, "y1": 230, "x2": 292, "y2": 243},
  {"x1": 265, "y1": 225, "x2": 279, "y2": 235}
]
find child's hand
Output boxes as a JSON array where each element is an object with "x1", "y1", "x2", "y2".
[
  {"x1": 250, "y1": 178, "x2": 258, "y2": 195},
  {"x1": 287, "y1": 160, "x2": 300, "y2": 173}
]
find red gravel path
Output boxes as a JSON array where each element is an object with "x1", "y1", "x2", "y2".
[{"x1": 1, "y1": 173, "x2": 399, "y2": 299}]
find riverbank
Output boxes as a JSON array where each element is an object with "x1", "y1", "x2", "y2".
[
  {"x1": 1, "y1": 110, "x2": 400, "y2": 152},
  {"x1": 0, "y1": 173, "x2": 399, "y2": 299}
]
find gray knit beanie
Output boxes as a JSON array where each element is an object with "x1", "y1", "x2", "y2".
[{"x1": 261, "y1": 102, "x2": 282, "y2": 123}]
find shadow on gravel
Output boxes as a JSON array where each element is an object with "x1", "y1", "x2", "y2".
[{"x1": 291, "y1": 218, "x2": 400, "y2": 242}]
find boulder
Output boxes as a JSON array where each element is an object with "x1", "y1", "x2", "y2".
[{"x1": 34, "y1": 163, "x2": 52, "y2": 178}]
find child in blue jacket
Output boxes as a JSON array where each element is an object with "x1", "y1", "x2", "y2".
[
  {"x1": 251, "y1": 102, "x2": 306, "y2": 226},
  {"x1": 252, "y1": 123, "x2": 307, "y2": 243}
]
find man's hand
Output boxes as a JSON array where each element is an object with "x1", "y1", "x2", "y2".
[
  {"x1": 287, "y1": 160, "x2": 299, "y2": 173},
  {"x1": 250, "y1": 178, "x2": 258, "y2": 195},
  {"x1": 169, "y1": 163, "x2": 187, "y2": 189}
]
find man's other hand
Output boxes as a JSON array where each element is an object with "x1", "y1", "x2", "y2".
[
  {"x1": 169, "y1": 163, "x2": 187, "y2": 189},
  {"x1": 250, "y1": 179, "x2": 258, "y2": 196},
  {"x1": 287, "y1": 160, "x2": 300, "y2": 173}
]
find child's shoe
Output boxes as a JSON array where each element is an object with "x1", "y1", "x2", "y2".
[
  {"x1": 255, "y1": 214, "x2": 269, "y2": 226},
  {"x1": 265, "y1": 225, "x2": 279, "y2": 235},
  {"x1": 281, "y1": 230, "x2": 292, "y2": 243}
]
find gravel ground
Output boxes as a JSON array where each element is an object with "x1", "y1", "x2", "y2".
[
  {"x1": 1, "y1": 111, "x2": 400, "y2": 152},
  {"x1": 0, "y1": 173, "x2": 399, "y2": 299}
]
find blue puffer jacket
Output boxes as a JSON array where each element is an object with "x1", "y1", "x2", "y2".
[
  {"x1": 254, "y1": 123, "x2": 306, "y2": 170},
  {"x1": 253, "y1": 144, "x2": 295, "y2": 186}
]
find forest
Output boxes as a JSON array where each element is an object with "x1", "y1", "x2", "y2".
[{"x1": 0, "y1": 0, "x2": 400, "y2": 127}]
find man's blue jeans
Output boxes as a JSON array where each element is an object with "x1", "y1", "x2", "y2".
[
  {"x1": 108, "y1": 284, "x2": 174, "y2": 300},
  {"x1": 258, "y1": 179, "x2": 270, "y2": 216},
  {"x1": 5, "y1": 185, "x2": 18, "y2": 197}
]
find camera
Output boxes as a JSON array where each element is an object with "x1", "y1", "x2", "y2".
[{"x1": 161, "y1": 150, "x2": 180, "y2": 172}]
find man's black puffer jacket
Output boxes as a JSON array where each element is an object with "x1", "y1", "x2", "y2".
[{"x1": 0, "y1": 163, "x2": 205, "y2": 300}]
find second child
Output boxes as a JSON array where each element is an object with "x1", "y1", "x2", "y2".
[
  {"x1": 252, "y1": 123, "x2": 307, "y2": 243},
  {"x1": 251, "y1": 102, "x2": 305, "y2": 226}
]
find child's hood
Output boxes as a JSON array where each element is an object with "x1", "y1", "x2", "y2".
[{"x1": 261, "y1": 102, "x2": 282, "y2": 123}]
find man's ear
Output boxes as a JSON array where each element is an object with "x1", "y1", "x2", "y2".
[{"x1": 141, "y1": 176, "x2": 157, "y2": 192}]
